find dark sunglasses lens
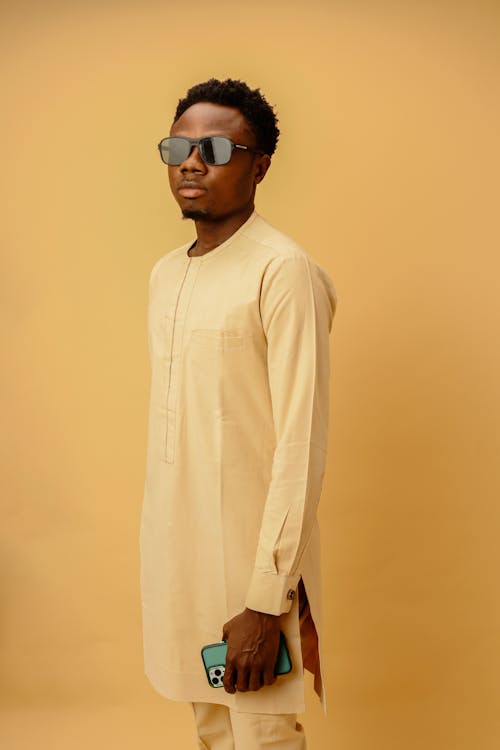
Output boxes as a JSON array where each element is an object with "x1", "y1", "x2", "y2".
[
  {"x1": 159, "y1": 137, "x2": 190, "y2": 165},
  {"x1": 201, "y1": 136, "x2": 232, "y2": 165}
]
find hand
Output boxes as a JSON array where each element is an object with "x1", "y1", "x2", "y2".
[{"x1": 221, "y1": 607, "x2": 282, "y2": 694}]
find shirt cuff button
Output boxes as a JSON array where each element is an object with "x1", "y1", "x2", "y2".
[{"x1": 287, "y1": 589, "x2": 295, "y2": 600}]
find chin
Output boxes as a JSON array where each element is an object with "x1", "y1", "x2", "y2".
[{"x1": 181, "y1": 207, "x2": 215, "y2": 221}]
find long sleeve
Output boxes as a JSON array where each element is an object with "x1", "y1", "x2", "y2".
[{"x1": 244, "y1": 254, "x2": 337, "y2": 616}]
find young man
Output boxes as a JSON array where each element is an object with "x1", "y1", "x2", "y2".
[{"x1": 140, "y1": 78, "x2": 338, "y2": 749}]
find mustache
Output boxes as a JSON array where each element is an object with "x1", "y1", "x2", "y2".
[{"x1": 177, "y1": 179, "x2": 206, "y2": 189}]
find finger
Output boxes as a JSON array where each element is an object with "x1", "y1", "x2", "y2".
[
  {"x1": 248, "y1": 669, "x2": 263, "y2": 692},
  {"x1": 236, "y1": 667, "x2": 250, "y2": 693},
  {"x1": 262, "y1": 669, "x2": 277, "y2": 687},
  {"x1": 223, "y1": 663, "x2": 236, "y2": 694}
]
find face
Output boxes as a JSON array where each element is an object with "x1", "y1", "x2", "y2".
[{"x1": 167, "y1": 102, "x2": 271, "y2": 223}]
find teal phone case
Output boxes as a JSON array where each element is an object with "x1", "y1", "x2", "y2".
[{"x1": 201, "y1": 631, "x2": 292, "y2": 688}]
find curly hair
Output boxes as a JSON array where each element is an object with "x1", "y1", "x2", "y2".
[{"x1": 173, "y1": 78, "x2": 280, "y2": 157}]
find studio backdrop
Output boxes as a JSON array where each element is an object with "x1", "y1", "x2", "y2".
[{"x1": 0, "y1": 1, "x2": 499, "y2": 748}]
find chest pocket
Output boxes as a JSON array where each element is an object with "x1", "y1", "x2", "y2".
[
  {"x1": 186, "y1": 329, "x2": 254, "y2": 421},
  {"x1": 189, "y1": 328, "x2": 252, "y2": 351}
]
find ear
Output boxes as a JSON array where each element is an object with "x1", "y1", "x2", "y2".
[{"x1": 254, "y1": 154, "x2": 271, "y2": 185}]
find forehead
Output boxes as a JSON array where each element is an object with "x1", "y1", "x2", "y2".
[{"x1": 170, "y1": 102, "x2": 254, "y2": 141}]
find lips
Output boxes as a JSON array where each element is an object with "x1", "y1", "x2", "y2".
[
  {"x1": 177, "y1": 181, "x2": 206, "y2": 199},
  {"x1": 178, "y1": 188, "x2": 205, "y2": 198}
]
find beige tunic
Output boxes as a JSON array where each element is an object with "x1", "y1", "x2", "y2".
[{"x1": 140, "y1": 211, "x2": 337, "y2": 714}]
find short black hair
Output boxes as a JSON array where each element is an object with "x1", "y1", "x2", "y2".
[{"x1": 173, "y1": 78, "x2": 280, "y2": 157}]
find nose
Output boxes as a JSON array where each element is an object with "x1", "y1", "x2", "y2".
[{"x1": 180, "y1": 143, "x2": 207, "y2": 174}]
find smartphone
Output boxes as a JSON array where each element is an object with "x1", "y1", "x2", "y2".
[{"x1": 201, "y1": 631, "x2": 292, "y2": 688}]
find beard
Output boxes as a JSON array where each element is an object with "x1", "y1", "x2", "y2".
[{"x1": 181, "y1": 207, "x2": 215, "y2": 221}]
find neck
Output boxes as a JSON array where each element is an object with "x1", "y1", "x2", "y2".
[{"x1": 191, "y1": 204, "x2": 255, "y2": 256}]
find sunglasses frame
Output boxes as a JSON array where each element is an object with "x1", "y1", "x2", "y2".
[{"x1": 157, "y1": 135, "x2": 265, "y2": 166}]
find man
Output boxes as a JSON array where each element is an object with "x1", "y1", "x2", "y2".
[{"x1": 140, "y1": 78, "x2": 337, "y2": 749}]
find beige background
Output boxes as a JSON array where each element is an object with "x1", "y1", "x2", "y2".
[{"x1": 1, "y1": 0, "x2": 499, "y2": 748}]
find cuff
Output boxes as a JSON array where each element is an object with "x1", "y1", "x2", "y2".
[{"x1": 244, "y1": 569, "x2": 302, "y2": 615}]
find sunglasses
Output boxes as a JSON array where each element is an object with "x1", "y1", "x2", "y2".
[{"x1": 157, "y1": 136, "x2": 265, "y2": 166}]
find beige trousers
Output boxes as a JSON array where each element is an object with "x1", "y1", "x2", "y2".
[{"x1": 191, "y1": 702, "x2": 306, "y2": 750}]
